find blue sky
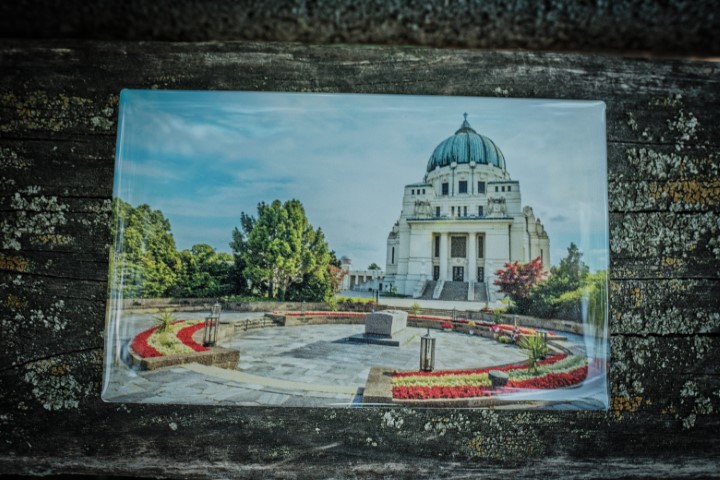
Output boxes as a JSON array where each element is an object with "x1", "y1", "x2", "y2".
[{"x1": 114, "y1": 90, "x2": 608, "y2": 271}]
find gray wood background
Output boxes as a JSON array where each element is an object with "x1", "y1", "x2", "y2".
[{"x1": 0, "y1": 6, "x2": 719, "y2": 477}]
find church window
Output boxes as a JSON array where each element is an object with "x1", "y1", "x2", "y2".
[
  {"x1": 478, "y1": 236, "x2": 484, "y2": 258},
  {"x1": 441, "y1": 182, "x2": 449, "y2": 195},
  {"x1": 423, "y1": 189, "x2": 426, "y2": 194},
  {"x1": 434, "y1": 235, "x2": 440, "y2": 257},
  {"x1": 451, "y1": 206, "x2": 455, "y2": 216},
  {"x1": 391, "y1": 247, "x2": 395, "y2": 264},
  {"x1": 501, "y1": 186, "x2": 505, "y2": 192},
  {"x1": 495, "y1": 186, "x2": 499, "y2": 192},
  {"x1": 478, "y1": 182, "x2": 486, "y2": 194},
  {"x1": 478, "y1": 206, "x2": 484, "y2": 217},
  {"x1": 451, "y1": 236, "x2": 467, "y2": 258},
  {"x1": 411, "y1": 189, "x2": 415, "y2": 194},
  {"x1": 463, "y1": 206, "x2": 467, "y2": 216},
  {"x1": 458, "y1": 180, "x2": 468, "y2": 194},
  {"x1": 435, "y1": 206, "x2": 440, "y2": 217},
  {"x1": 507, "y1": 185, "x2": 512, "y2": 192}
]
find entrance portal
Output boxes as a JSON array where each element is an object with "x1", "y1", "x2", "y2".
[{"x1": 452, "y1": 266, "x2": 464, "y2": 282}]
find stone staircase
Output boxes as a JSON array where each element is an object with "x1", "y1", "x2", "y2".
[
  {"x1": 418, "y1": 281, "x2": 436, "y2": 300},
  {"x1": 474, "y1": 282, "x2": 488, "y2": 303},
  {"x1": 412, "y1": 280, "x2": 428, "y2": 299},
  {"x1": 439, "y1": 281, "x2": 469, "y2": 301}
]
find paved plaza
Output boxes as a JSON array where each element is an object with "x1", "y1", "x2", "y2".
[{"x1": 104, "y1": 321, "x2": 527, "y2": 406}]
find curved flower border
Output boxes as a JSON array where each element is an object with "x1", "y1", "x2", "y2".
[
  {"x1": 131, "y1": 320, "x2": 209, "y2": 358},
  {"x1": 392, "y1": 354, "x2": 588, "y2": 400}
]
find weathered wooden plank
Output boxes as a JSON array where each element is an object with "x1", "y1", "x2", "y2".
[
  {"x1": 0, "y1": 1, "x2": 719, "y2": 55},
  {"x1": 0, "y1": 40, "x2": 718, "y2": 478},
  {"x1": 1, "y1": 42, "x2": 719, "y2": 144}
]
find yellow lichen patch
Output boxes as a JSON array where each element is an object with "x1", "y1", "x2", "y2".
[
  {"x1": 0, "y1": 254, "x2": 28, "y2": 272},
  {"x1": 631, "y1": 287, "x2": 643, "y2": 308},
  {"x1": 4, "y1": 294, "x2": 27, "y2": 310},
  {"x1": 1, "y1": 91, "x2": 116, "y2": 133},
  {"x1": 661, "y1": 257, "x2": 683, "y2": 269},
  {"x1": 612, "y1": 396, "x2": 644, "y2": 419},
  {"x1": 50, "y1": 364, "x2": 69, "y2": 375},
  {"x1": 36, "y1": 234, "x2": 72, "y2": 245},
  {"x1": 468, "y1": 437, "x2": 484, "y2": 456},
  {"x1": 650, "y1": 180, "x2": 720, "y2": 206}
]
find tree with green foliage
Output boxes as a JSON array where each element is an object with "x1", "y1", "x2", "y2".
[
  {"x1": 110, "y1": 199, "x2": 182, "y2": 298},
  {"x1": 231, "y1": 199, "x2": 334, "y2": 301},
  {"x1": 368, "y1": 262, "x2": 381, "y2": 270},
  {"x1": 171, "y1": 243, "x2": 233, "y2": 298},
  {"x1": 509, "y1": 242, "x2": 602, "y2": 322},
  {"x1": 555, "y1": 242, "x2": 589, "y2": 289},
  {"x1": 585, "y1": 270, "x2": 608, "y2": 355}
]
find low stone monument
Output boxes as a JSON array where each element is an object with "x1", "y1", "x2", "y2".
[
  {"x1": 365, "y1": 310, "x2": 408, "y2": 337},
  {"x1": 349, "y1": 310, "x2": 415, "y2": 347}
]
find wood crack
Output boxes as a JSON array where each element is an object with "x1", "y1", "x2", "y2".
[{"x1": 0, "y1": 346, "x2": 101, "y2": 374}]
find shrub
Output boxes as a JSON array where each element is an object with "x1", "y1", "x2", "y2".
[
  {"x1": 518, "y1": 333, "x2": 549, "y2": 373},
  {"x1": 410, "y1": 302, "x2": 422, "y2": 316},
  {"x1": 492, "y1": 310, "x2": 502, "y2": 324},
  {"x1": 326, "y1": 295, "x2": 338, "y2": 311},
  {"x1": 498, "y1": 335, "x2": 512, "y2": 344},
  {"x1": 154, "y1": 311, "x2": 174, "y2": 333}
]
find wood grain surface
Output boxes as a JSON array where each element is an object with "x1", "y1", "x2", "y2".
[{"x1": 0, "y1": 40, "x2": 718, "y2": 478}]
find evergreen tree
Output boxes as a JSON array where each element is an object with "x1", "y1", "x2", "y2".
[
  {"x1": 110, "y1": 199, "x2": 181, "y2": 298},
  {"x1": 171, "y1": 244, "x2": 233, "y2": 298},
  {"x1": 232, "y1": 199, "x2": 334, "y2": 301}
]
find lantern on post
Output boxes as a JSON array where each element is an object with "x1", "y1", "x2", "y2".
[
  {"x1": 203, "y1": 301, "x2": 222, "y2": 347},
  {"x1": 419, "y1": 328, "x2": 436, "y2": 372}
]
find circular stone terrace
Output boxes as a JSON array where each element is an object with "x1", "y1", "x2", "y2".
[{"x1": 104, "y1": 311, "x2": 557, "y2": 407}]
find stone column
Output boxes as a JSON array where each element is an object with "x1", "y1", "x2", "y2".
[
  {"x1": 439, "y1": 232, "x2": 449, "y2": 281},
  {"x1": 468, "y1": 232, "x2": 477, "y2": 282}
]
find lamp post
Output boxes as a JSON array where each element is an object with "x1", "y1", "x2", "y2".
[
  {"x1": 203, "y1": 301, "x2": 222, "y2": 347},
  {"x1": 420, "y1": 328, "x2": 436, "y2": 372}
]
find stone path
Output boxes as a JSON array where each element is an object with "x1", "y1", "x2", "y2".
[
  {"x1": 181, "y1": 363, "x2": 359, "y2": 395},
  {"x1": 104, "y1": 323, "x2": 528, "y2": 406}
]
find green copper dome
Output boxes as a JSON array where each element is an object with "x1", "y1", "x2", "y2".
[{"x1": 426, "y1": 114, "x2": 506, "y2": 173}]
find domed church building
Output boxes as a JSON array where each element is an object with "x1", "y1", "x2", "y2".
[{"x1": 384, "y1": 114, "x2": 550, "y2": 302}]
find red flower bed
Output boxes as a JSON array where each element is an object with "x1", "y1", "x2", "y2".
[
  {"x1": 393, "y1": 353, "x2": 567, "y2": 378},
  {"x1": 492, "y1": 324, "x2": 558, "y2": 337},
  {"x1": 282, "y1": 311, "x2": 366, "y2": 317},
  {"x1": 393, "y1": 385, "x2": 494, "y2": 400},
  {"x1": 131, "y1": 320, "x2": 209, "y2": 358},
  {"x1": 393, "y1": 358, "x2": 586, "y2": 400},
  {"x1": 130, "y1": 325, "x2": 162, "y2": 358},
  {"x1": 176, "y1": 322, "x2": 210, "y2": 352},
  {"x1": 507, "y1": 365, "x2": 588, "y2": 389}
]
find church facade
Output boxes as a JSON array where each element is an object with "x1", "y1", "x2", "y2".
[{"x1": 384, "y1": 115, "x2": 550, "y2": 301}]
